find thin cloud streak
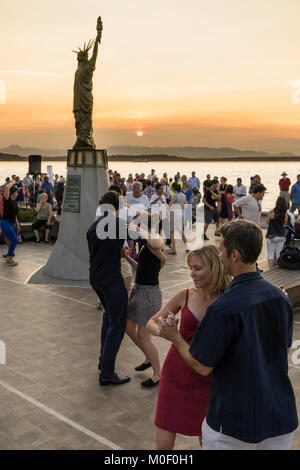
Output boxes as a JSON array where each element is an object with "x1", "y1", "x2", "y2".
[{"x1": 0, "y1": 70, "x2": 59, "y2": 77}]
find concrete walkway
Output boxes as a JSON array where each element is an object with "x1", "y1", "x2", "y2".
[{"x1": 0, "y1": 225, "x2": 299, "y2": 450}]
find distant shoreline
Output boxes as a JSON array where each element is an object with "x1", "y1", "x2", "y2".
[{"x1": 1, "y1": 153, "x2": 300, "y2": 162}]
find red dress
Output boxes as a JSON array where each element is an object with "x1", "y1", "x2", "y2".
[{"x1": 154, "y1": 289, "x2": 212, "y2": 436}]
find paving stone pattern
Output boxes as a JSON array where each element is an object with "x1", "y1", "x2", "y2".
[{"x1": 0, "y1": 227, "x2": 299, "y2": 450}]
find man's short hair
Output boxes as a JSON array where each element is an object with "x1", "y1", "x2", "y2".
[
  {"x1": 171, "y1": 182, "x2": 181, "y2": 193},
  {"x1": 219, "y1": 220, "x2": 263, "y2": 264},
  {"x1": 211, "y1": 179, "x2": 219, "y2": 186},
  {"x1": 253, "y1": 184, "x2": 267, "y2": 194},
  {"x1": 133, "y1": 182, "x2": 142, "y2": 190},
  {"x1": 10, "y1": 186, "x2": 18, "y2": 196},
  {"x1": 108, "y1": 185, "x2": 122, "y2": 194},
  {"x1": 99, "y1": 190, "x2": 120, "y2": 211},
  {"x1": 156, "y1": 183, "x2": 162, "y2": 190},
  {"x1": 145, "y1": 179, "x2": 152, "y2": 186}
]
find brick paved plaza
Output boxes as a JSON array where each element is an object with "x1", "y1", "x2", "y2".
[{"x1": 0, "y1": 226, "x2": 299, "y2": 450}]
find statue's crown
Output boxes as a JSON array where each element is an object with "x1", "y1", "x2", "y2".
[{"x1": 72, "y1": 39, "x2": 95, "y2": 56}]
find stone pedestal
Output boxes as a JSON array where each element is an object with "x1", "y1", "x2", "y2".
[{"x1": 42, "y1": 149, "x2": 109, "y2": 281}]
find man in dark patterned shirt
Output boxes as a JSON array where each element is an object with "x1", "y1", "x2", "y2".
[
  {"x1": 156, "y1": 220, "x2": 298, "y2": 449},
  {"x1": 143, "y1": 179, "x2": 156, "y2": 200}
]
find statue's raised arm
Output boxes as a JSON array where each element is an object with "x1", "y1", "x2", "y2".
[
  {"x1": 90, "y1": 17, "x2": 103, "y2": 69},
  {"x1": 72, "y1": 16, "x2": 103, "y2": 150}
]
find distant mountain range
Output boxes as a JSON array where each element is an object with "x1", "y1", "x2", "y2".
[
  {"x1": 0, "y1": 144, "x2": 299, "y2": 161},
  {"x1": 0, "y1": 145, "x2": 66, "y2": 158}
]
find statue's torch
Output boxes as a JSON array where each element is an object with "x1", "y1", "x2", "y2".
[{"x1": 97, "y1": 16, "x2": 103, "y2": 43}]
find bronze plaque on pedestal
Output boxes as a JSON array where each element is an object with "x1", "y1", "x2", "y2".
[{"x1": 63, "y1": 175, "x2": 81, "y2": 213}]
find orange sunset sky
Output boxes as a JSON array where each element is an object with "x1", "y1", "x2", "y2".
[{"x1": 1, "y1": 0, "x2": 300, "y2": 153}]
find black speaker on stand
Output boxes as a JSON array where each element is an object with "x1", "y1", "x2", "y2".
[{"x1": 28, "y1": 154, "x2": 42, "y2": 177}]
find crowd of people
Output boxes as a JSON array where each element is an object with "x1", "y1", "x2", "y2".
[
  {"x1": 1, "y1": 167, "x2": 300, "y2": 267},
  {"x1": 0, "y1": 166, "x2": 300, "y2": 449},
  {"x1": 0, "y1": 173, "x2": 65, "y2": 265},
  {"x1": 87, "y1": 180, "x2": 299, "y2": 450},
  {"x1": 89, "y1": 168, "x2": 300, "y2": 450},
  {"x1": 1, "y1": 173, "x2": 65, "y2": 209},
  {"x1": 105, "y1": 169, "x2": 300, "y2": 266}
]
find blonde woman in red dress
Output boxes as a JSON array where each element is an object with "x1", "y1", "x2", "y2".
[{"x1": 147, "y1": 245, "x2": 231, "y2": 450}]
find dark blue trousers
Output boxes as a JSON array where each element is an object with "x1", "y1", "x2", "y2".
[
  {"x1": 91, "y1": 278, "x2": 128, "y2": 378},
  {"x1": 0, "y1": 220, "x2": 18, "y2": 256}
]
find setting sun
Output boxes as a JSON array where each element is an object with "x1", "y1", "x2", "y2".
[{"x1": 1, "y1": 0, "x2": 300, "y2": 153}]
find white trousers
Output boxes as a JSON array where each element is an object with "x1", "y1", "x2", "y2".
[
  {"x1": 266, "y1": 236, "x2": 286, "y2": 260},
  {"x1": 202, "y1": 418, "x2": 294, "y2": 450}
]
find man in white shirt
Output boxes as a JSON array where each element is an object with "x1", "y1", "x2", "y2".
[
  {"x1": 159, "y1": 178, "x2": 172, "y2": 244},
  {"x1": 23, "y1": 173, "x2": 32, "y2": 187},
  {"x1": 188, "y1": 171, "x2": 200, "y2": 190},
  {"x1": 34, "y1": 175, "x2": 42, "y2": 189},
  {"x1": 160, "y1": 178, "x2": 172, "y2": 200},
  {"x1": 126, "y1": 182, "x2": 150, "y2": 216},
  {"x1": 147, "y1": 169, "x2": 157, "y2": 180},
  {"x1": 233, "y1": 184, "x2": 266, "y2": 225},
  {"x1": 150, "y1": 183, "x2": 169, "y2": 237},
  {"x1": 23, "y1": 173, "x2": 32, "y2": 205},
  {"x1": 150, "y1": 184, "x2": 168, "y2": 218},
  {"x1": 233, "y1": 178, "x2": 247, "y2": 202}
]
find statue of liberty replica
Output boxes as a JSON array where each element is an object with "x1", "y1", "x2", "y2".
[
  {"x1": 72, "y1": 16, "x2": 103, "y2": 149},
  {"x1": 39, "y1": 16, "x2": 109, "y2": 283}
]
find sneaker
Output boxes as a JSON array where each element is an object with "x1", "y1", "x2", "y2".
[
  {"x1": 6, "y1": 260, "x2": 18, "y2": 267},
  {"x1": 2, "y1": 252, "x2": 15, "y2": 258}
]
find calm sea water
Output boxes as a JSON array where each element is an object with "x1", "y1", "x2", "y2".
[{"x1": 1, "y1": 160, "x2": 299, "y2": 212}]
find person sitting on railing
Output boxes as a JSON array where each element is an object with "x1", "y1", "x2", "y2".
[{"x1": 32, "y1": 193, "x2": 53, "y2": 243}]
